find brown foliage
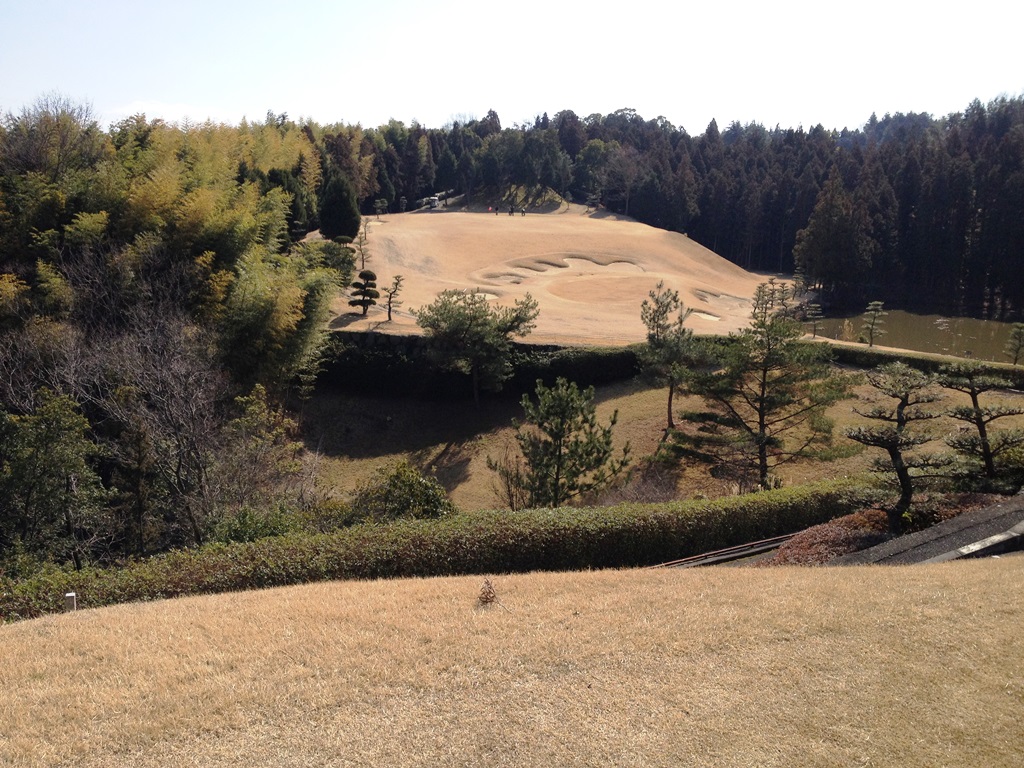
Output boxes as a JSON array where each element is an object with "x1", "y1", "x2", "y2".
[{"x1": 760, "y1": 508, "x2": 890, "y2": 566}]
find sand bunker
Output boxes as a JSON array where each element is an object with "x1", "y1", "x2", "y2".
[
  {"x1": 548, "y1": 276, "x2": 657, "y2": 304},
  {"x1": 331, "y1": 205, "x2": 767, "y2": 345}
]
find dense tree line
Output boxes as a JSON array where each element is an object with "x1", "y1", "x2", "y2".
[
  {"x1": 0, "y1": 96, "x2": 360, "y2": 569},
  {"x1": 325, "y1": 98, "x2": 1020, "y2": 317},
  {"x1": 6, "y1": 93, "x2": 1023, "y2": 322}
]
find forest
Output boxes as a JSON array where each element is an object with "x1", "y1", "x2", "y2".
[
  {"x1": 0, "y1": 92, "x2": 1022, "y2": 574},
  {"x1": 4, "y1": 93, "x2": 1024, "y2": 314}
]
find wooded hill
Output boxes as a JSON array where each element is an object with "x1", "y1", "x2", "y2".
[{"x1": 0, "y1": 92, "x2": 1021, "y2": 574}]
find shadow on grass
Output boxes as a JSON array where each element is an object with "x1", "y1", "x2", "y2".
[
  {"x1": 298, "y1": 389, "x2": 521, "y2": 460},
  {"x1": 411, "y1": 440, "x2": 474, "y2": 494},
  {"x1": 328, "y1": 313, "x2": 365, "y2": 329}
]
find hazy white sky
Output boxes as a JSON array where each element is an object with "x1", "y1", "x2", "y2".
[{"x1": 2, "y1": 0, "x2": 1021, "y2": 134}]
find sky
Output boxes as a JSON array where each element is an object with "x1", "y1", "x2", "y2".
[{"x1": 2, "y1": 0, "x2": 1021, "y2": 134}]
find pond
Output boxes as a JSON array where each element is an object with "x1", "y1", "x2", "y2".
[{"x1": 814, "y1": 310, "x2": 1018, "y2": 363}]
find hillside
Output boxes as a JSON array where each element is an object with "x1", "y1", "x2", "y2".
[
  {"x1": 3, "y1": 561, "x2": 1021, "y2": 767},
  {"x1": 331, "y1": 204, "x2": 766, "y2": 345},
  {"x1": 320, "y1": 203, "x2": 736, "y2": 508},
  {"x1": 312, "y1": 206, "x2": 1024, "y2": 510}
]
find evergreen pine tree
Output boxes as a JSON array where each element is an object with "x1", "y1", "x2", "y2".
[
  {"x1": 804, "y1": 303, "x2": 824, "y2": 338},
  {"x1": 1004, "y1": 323, "x2": 1024, "y2": 366},
  {"x1": 680, "y1": 281, "x2": 851, "y2": 491},
  {"x1": 861, "y1": 301, "x2": 887, "y2": 347},
  {"x1": 349, "y1": 270, "x2": 379, "y2": 315},
  {"x1": 845, "y1": 362, "x2": 944, "y2": 533},
  {"x1": 503, "y1": 377, "x2": 630, "y2": 508}
]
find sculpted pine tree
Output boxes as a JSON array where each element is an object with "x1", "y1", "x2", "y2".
[
  {"x1": 349, "y1": 270, "x2": 379, "y2": 315},
  {"x1": 503, "y1": 377, "x2": 630, "y2": 508},
  {"x1": 791, "y1": 267, "x2": 808, "y2": 298},
  {"x1": 640, "y1": 281, "x2": 693, "y2": 431},
  {"x1": 861, "y1": 301, "x2": 887, "y2": 347},
  {"x1": 383, "y1": 275, "x2": 404, "y2": 321},
  {"x1": 1004, "y1": 323, "x2": 1024, "y2": 366},
  {"x1": 416, "y1": 289, "x2": 538, "y2": 405},
  {"x1": 845, "y1": 362, "x2": 944, "y2": 533},
  {"x1": 804, "y1": 303, "x2": 824, "y2": 338},
  {"x1": 938, "y1": 362, "x2": 1024, "y2": 480},
  {"x1": 681, "y1": 281, "x2": 851, "y2": 491}
]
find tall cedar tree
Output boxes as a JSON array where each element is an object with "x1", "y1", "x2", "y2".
[
  {"x1": 681, "y1": 281, "x2": 851, "y2": 491},
  {"x1": 792, "y1": 170, "x2": 871, "y2": 302},
  {"x1": 318, "y1": 172, "x2": 361, "y2": 240}
]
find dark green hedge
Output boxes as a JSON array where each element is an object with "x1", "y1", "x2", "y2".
[
  {"x1": 507, "y1": 344, "x2": 641, "y2": 392},
  {"x1": 321, "y1": 331, "x2": 1024, "y2": 400},
  {"x1": 821, "y1": 341, "x2": 1024, "y2": 386},
  {"x1": 1, "y1": 479, "x2": 873, "y2": 622},
  {"x1": 320, "y1": 331, "x2": 641, "y2": 399}
]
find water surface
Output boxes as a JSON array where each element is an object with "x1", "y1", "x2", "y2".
[{"x1": 814, "y1": 310, "x2": 1016, "y2": 363}]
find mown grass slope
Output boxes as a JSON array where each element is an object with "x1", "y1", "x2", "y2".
[{"x1": 3, "y1": 561, "x2": 1021, "y2": 767}]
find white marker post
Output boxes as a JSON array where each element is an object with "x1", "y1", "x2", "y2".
[{"x1": 64, "y1": 592, "x2": 77, "y2": 612}]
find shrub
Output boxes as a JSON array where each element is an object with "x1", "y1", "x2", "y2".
[
  {"x1": 761, "y1": 508, "x2": 889, "y2": 566},
  {"x1": 297, "y1": 498, "x2": 362, "y2": 532},
  {"x1": 0, "y1": 479, "x2": 875, "y2": 622},
  {"x1": 211, "y1": 505, "x2": 304, "y2": 544},
  {"x1": 350, "y1": 461, "x2": 458, "y2": 522}
]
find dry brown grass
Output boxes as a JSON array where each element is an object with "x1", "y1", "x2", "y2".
[
  {"x1": 333, "y1": 205, "x2": 765, "y2": 345},
  {"x1": 305, "y1": 379, "x2": 672, "y2": 511},
  {"x1": 2, "y1": 561, "x2": 1022, "y2": 767},
  {"x1": 305, "y1": 373, "x2": 1024, "y2": 511}
]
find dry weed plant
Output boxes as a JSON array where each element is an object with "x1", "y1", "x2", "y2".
[
  {"x1": 476, "y1": 577, "x2": 510, "y2": 612},
  {"x1": 588, "y1": 459, "x2": 680, "y2": 506}
]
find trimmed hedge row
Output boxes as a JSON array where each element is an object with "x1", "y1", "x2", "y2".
[
  {"x1": 319, "y1": 332, "x2": 641, "y2": 399},
  {"x1": 1, "y1": 479, "x2": 873, "y2": 622},
  {"x1": 822, "y1": 341, "x2": 1024, "y2": 386},
  {"x1": 321, "y1": 330, "x2": 1024, "y2": 402}
]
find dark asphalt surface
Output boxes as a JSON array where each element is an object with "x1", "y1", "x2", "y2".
[{"x1": 834, "y1": 492, "x2": 1024, "y2": 565}]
